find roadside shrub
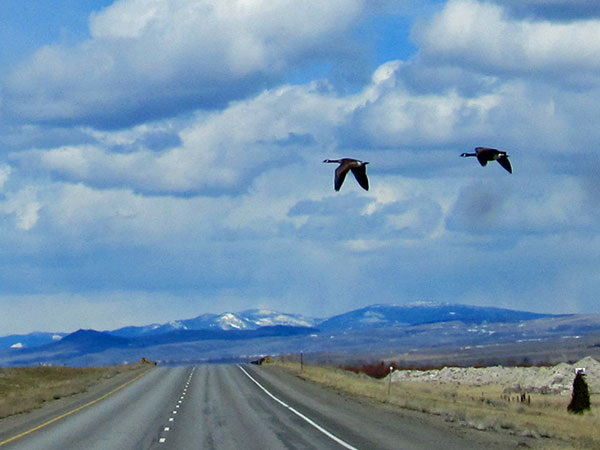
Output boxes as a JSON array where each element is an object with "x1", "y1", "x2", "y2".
[
  {"x1": 567, "y1": 372, "x2": 591, "y2": 414},
  {"x1": 343, "y1": 361, "x2": 400, "y2": 379}
]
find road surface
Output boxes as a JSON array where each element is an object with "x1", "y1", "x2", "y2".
[{"x1": 0, "y1": 364, "x2": 515, "y2": 449}]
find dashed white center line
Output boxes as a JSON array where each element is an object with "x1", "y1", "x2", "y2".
[{"x1": 159, "y1": 367, "x2": 196, "y2": 445}]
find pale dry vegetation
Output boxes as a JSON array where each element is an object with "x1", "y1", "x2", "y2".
[
  {"x1": 273, "y1": 360, "x2": 600, "y2": 449},
  {"x1": 0, "y1": 364, "x2": 147, "y2": 419}
]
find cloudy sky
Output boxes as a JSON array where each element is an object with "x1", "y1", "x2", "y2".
[{"x1": 1, "y1": 0, "x2": 599, "y2": 334}]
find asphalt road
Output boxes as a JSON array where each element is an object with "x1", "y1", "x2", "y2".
[{"x1": 0, "y1": 364, "x2": 511, "y2": 449}]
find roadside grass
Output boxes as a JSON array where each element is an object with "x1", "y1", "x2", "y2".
[
  {"x1": 273, "y1": 361, "x2": 599, "y2": 449},
  {"x1": 0, "y1": 363, "x2": 148, "y2": 419}
]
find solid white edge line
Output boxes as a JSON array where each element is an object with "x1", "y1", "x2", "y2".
[{"x1": 237, "y1": 365, "x2": 357, "y2": 450}]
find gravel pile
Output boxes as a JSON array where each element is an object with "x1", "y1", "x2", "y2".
[{"x1": 391, "y1": 356, "x2": 600, "y2": 395}]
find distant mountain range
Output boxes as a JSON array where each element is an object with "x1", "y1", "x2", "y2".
[
  {"x1": 317, "y1": 303, "x2": 552, "y2": 330},
  {"x1": 109, "y1": 309, "x2": 315, "y2": 338},
  {"x1": 0, "y1": 303, "x2": 552, "y2": 349},
  {"x1": 0, "y1": 309, "x2": 315, "y2": 350},
  {"x1": 1, "y1": 303, "x2": 599, "y2": 367}
]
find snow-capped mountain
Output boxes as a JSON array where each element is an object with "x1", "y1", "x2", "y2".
[
  {"x1": 234, "y1": 309, "x2": 315, "y2": 328},
  {"x1": 109, "y1": 309, "x2": 316, "y2": 338}
]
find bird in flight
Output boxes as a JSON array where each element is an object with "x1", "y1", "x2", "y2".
[
  {"x1": 460, "y1": 147, "x2": 512, "y2": 173},
  {"x1": 323, "y1": 158, "x2": 370, "y2": 191}
]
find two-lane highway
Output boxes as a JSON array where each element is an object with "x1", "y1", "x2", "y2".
[
  {"x1": 0, "y1": 365, "x2": 510, "y2": 449},
  {"x1": 157, "y1": 365, "x2": 358, "y2": 450}
]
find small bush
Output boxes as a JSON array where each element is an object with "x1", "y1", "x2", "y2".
[
  {"x1": 343, "y1": 361, "x2": 398, "y2": 379},
  {"x1": 567, "y1": 372, "x2": 591, "y2": 414}
]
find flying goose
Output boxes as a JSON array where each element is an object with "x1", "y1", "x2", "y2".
[
  {"x1": 323, "y1": 158, "x2": 369, "y2": 191},
  {"x1": 460, "y1": 147, "x2": 512, "y2": 173}
]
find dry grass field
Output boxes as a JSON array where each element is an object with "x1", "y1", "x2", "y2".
[
  {"x1": 273, "y1": 360, "x2": 599, "y2": 449},
  {"x1": 0, "y1": 363, "x2": 148, "y2": 419}
]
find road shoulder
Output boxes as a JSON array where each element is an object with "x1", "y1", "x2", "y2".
[
  {"x1": 249, "y1": 364, "x2": 571, "y2": 450},
  {"x1": 0, "y1": 365, "x2": 154, "y2": 445}
]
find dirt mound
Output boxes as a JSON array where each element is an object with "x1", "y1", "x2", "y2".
[{"x1": 391, "y1": 357, "x2": 600, "y2": 395}]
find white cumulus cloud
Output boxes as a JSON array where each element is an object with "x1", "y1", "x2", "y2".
[
  {"x1": 417, "y1": 0, "x2": 600, "y2": 84},
  {"x1": 4, "y1": 0, "x2": 369, "y2": 128}
]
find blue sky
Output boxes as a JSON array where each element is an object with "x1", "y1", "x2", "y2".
[{"x1": 1, "y1": 0, "x2": 600, "y2": 334}]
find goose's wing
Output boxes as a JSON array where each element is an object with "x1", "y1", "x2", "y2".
[
  {"x1": 476, "y1": 148, "x2": 495, "y2": 167},
  {"x1": 334, "y1": 164, "x2": 350, "y2": 191},
  {"x1": 476, "y1": 154, "x2": 488, "y2": 166},
  {"x1": 350, "y1": 165, "x2": 369, "y2": 191},
  {"x1": 497, "y1": 155, "x2": 512, "y2": 173}
]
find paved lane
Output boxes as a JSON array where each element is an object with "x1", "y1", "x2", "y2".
[{"x1": 1, "y1": 366, "x2": 190, "y2": 450}]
